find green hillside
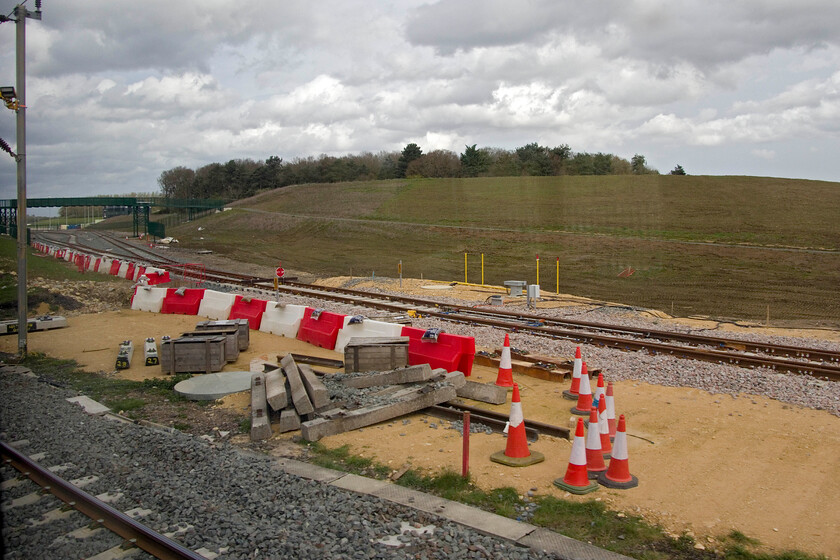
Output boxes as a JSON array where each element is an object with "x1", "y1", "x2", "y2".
[{"x1": 169, "y1": 175, "x2": 840, "y2": 326}]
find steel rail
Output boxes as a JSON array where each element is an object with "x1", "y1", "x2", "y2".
[
  {"x1": 270, "y1": 282, "x2": 840, "y2": 381},
  {"x1": 1, "y1": 441, "x2": 205, "y2": 560},
  {"x1": 33, "y1": 231, "x2": 840, "y2": 381}
]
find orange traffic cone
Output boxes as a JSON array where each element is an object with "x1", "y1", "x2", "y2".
[
  {"x1": 585, "y1": 406, "x2": 607, "y2": 478},
  {"x1": 494, "y1": 333, "x2": 514, "y2": 387},
  {"x1": 562, "y1": 346, "x2": 583, "y2": 400},
  {"x1": 594, "y1": 372, "x2": 606, "y2": 405},
  {"x1": 571, "y1": 362, "x2": 593, "y2": 415},
  {"x1": 598, "y1": 395, "x2": 612, "y2": 458},
  {"x1": 553, "y1": 418, "x2": 599, "y2": 494},
  {"x1": 598, "y1": 415, "x2": 638, "y2": 489},
  {"x1": 605, "y1": 382, "x2": 617, "y2": 439},
  {"x1": 490, "y1": 383, "x2": 545, "y2": 467}
]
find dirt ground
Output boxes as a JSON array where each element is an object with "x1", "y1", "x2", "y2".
[{"x1": 3, "y1": 284, "x2": 839, "y2": 558}]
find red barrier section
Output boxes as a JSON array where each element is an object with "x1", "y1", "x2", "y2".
[
  {"x1": 228, "y1": 296, "x2": 268, "y2": 330},
  {"x1": 135, "y1": 266, "x2": 146, "y2": 281},
  {"x1": 401, "y1": 326, "x2": 475, "y2": 376},
  {"x1": 93, "y1": 257, "x2": 102, "y2": 272},
  {"x1": 296, "y1": 308, "x2": 346, "y2": 349},
  {"x1": 109, "y1": 259, "x2": 122, "y2": 276},
  {"x1": 160, "y1": 288, "x2": 206, "y2": 315},
  {"x1": 125, "y1": 262, "x2": 136, "y2": 280},
  {"x1": 145, "y1": 270, "x2": 171, "y2": 285}
]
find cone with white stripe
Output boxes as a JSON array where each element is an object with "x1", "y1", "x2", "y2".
[
  {"x1": 598, "y1": 415, "x2": 638, "y2": 489},
  {"x1": 598, "y1": 395, "x2": 612, "y2": 458},
  {"x1": 494, "y1": 333, "x2": 514, "y2": 387},
  {"x1": 553, "y1": 418, "x2": 599, "y2": 494},
  {"x1": 585, "y1": 405, "x2": 607, "y2": 478},
  {"x1": 562, "y1": 346, "x2": 583, "y2": 400},
  {"x1": 490, "y1": 383, "x2": 545, "y2": 467},
  {"x1": 571, "y1": 362, "x2": 593, "y2": 415},
  {"x1": 594, "y1": 372, "x2": 606, "y2": 405},
  {"x1": 605, "y1": 382, "x2": 617, "y2": 440}
]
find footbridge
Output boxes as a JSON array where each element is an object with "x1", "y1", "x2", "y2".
[{"x1": 0, "y1": 196, "x2": 226, "y2": 238}]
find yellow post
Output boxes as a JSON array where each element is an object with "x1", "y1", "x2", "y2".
[
  {"x1": 536, "y1": 254, "x2": 540, "y2": 286},
  {"x1": 556, "y1": 257, "x2": 559, "y2": 294},
  {"x1": 481, "y1": 253, "x2": 484, "y2": 285},
  {"x1": 464, "y1": 252, "x2": 468, "y2": 284}
]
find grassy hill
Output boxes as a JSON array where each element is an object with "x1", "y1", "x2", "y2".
[{"x1": 167, "y1": 175, "x2": 840, "y2": 326}]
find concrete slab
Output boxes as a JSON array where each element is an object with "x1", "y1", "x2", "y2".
[
  {"x1": 66, "y1": 396, "x2": 111, "y2": 415},
  {"x1": 329, "y1": 473, "x2": 390, "y2": 495},
  {"x1": 519, "y1": 528, "x2": 635, "y2": 560},
  {"x1": 425, "y1": 499, "x2": 536, "y2": 541},
  {"x1": 340, "y1": 364, "x2": 434, "y2": 388},
  {"x1": 173, "y1": 371, "x2": 253, "y2": 401},
  {"x1": 275, "y1": 458, "x2": 344, "y2": 483},
  {"x1": 280, "y1": 354, "x2": 314, "y2": 415},
  {"x1": 278, "y1": 409, "x2": 301, "y2": 432},
  {"x1": 456, "y1": 380, "x2": 507, "y2": 405},
  {"x1": 298, "y1": 363, "x2": 330, "y2": 409},
  {"x1": 264, "y1": 368, "x2": 288, "y2": 411},
  {"x1": 250, "y1": 373, "x2": 272, "y2": 441}
]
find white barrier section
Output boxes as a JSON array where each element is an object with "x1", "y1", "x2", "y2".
[
  {"x1": 64, "y1": 251, "x2": 73, "y2": 262},
  {"x1": 118, "y1": 261, "x2": 130, "y2": 278},
  {"x1": 98, "y1": 258, "x2": 112, "y2": 274},
  {"x1": 197, "y1": 290, "x2": 237, "y2": 320},
  {"x1": 334, "y1": 316, "x2": 405, "y2": 352},
  {"x1": 131, "y1": 287, "x2": 167, "y2": 313},
  {"x1": 86, "y1": 257, "x2": 98, "y2": 272},
  {"x1": 259, "y1": 302, "x2": 307, "y2": 337}
]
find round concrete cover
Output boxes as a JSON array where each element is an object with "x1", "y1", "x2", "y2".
[{"x1": 174, "y1": 371, "x2": 253, "y2": 401}]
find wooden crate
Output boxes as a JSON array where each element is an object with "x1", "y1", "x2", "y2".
[
  {"x1": 344, "y1": 337, "x2": 409, "y2": 373},
  {"x1": 180, "y1": 329, "x2": 240, "y2": 362},
  {"x1": 195, "y1": 319, "x2": 249, "y2": 351},
  {"x1": 160, "y1": 335, "x2": 227, "y2": 374}
]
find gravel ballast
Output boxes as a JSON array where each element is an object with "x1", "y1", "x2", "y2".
[{"x1": 0, "y1": 370, "x2": 561, "y2": 560}]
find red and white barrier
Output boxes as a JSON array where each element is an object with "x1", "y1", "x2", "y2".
[{"x1": 259, "y1": 302, "x2": 307, "y2": 337}]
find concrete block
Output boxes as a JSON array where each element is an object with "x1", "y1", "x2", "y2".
[
  {"x1": 143, "y1": 338, "x2": 159, "y2": 366},
  {"x1": 440, "y1": 369, "x2": 467, "y2": 390},
  {"x1": 115, "y1": 340, "x2": 133, "y2": 370},
  {"x1": 250, "y1": 373, "x2": 272, "y2": 441},
  {"x1": 301, "y1": 381, "x2": 458, "y2": 441},
  {"x1": 280, "y1": 354, "x2": 314, "y2": 415},
  {"x1": 341, "y1": 364, "x2": 433, "y2": 388},
  {"x1": 278, "y1": 409, "x2": 301, "y2": 433},
  {"x1": 456, "y1": 380, "x2": 507, "y2": 405},
  {"x1": 264, "y1": 367, "x2": 289, "y2": 411},
  {"x1": 298, "y1": 364, "x2": 331, "y2": 409}
]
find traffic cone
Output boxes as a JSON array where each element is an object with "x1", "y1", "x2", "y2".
[
  {"x1": 494, "y1": 333, "x2": 514, "y2": 387},
  {"x1": 571, "y1": 362, "x2": 593, "y2": 415},
  {"x1": 585, "y1": 406, "x2": 607, "y2": 478},
  {"x1": 605, "y1": 382, "x2": 617, "y2": 439},
  {"x1": 553, "y1": 418, "x2": 599, "y2": 494},
  {"x1": 594, "y1": 372, "x2": 606, "y2": 405},
  {"x1": 598, "y1": 415, "x2": 638, "y2": 489},
  {"x1": 562, "y1": 346, "x2": 582, "y2": 400},
  {"x1": 598, "y1": 396, "x2": 612, "y2": 458},
  {"x1": 490, "y1": 383, "x2": 545, "y2": 467}
]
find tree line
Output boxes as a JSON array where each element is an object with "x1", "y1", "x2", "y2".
[{"x1": 158, "y1": 143, "x2": 686, "y2": 201}]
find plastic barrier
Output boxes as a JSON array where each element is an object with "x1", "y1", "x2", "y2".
[
  {"x1": 228, "y1": 296, "x2": 268, "y2": 330},
  {"x1": 134, "y1": 265, "x2": 146, "y2": 281},
  {"x1": 197, "y1": 290, "x2": 237, "y2": 320},
  {"x1": 401, "y1": 326, "x2": 475, "y2": 376},
  {"x1": 90, "y1": 257, "x2": 101, "y2": 272},
  {"x1": 334, "y1": 316, "x2": 405, "y2": 352},
  {"x1": 97, "y1": 258, "x2": 112, "y2": 274},
  {"x1": 144, "y1": 267, "x2": 171, "y2": 285},
  {"x1": 131, "y1": 286, "x2": 167, "y2": 313},
  {"x1": 64, "y1": 250, "x2": 73, "y2": 262},
  {"x1": 259, "y1": 302, "x2": 307, "y2": 337},
  {"x1": 160, "y1": 288, "x2": 206, "y2": 315},
  {"x1": 109, "y1": 259, "x2": 122, "y2": 276},
  {"x1": 118, "y1": 261, "x2": 130, "y2": 278},
  {"x1": 125, "y1": 262, "x2": 136, "y2": 280},
  {"x1": 296, "y1": 308, "x2": 346, "y2": 350}
]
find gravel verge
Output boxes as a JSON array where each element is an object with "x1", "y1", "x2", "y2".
[{"x1": 1, "y1": 370, "x2": 561, "y2": 560}]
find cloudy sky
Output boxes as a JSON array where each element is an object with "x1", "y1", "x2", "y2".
[{"x1": 1, "y1": 0, "x2": 838, "y2": 204}]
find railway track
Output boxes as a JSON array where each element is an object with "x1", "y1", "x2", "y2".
[
  {"x1": 1, "y1": 441, "x2": 204, "y2": 560},
  {"x1": 33, "y1": 230, "x2": 840, "y2": 382}
]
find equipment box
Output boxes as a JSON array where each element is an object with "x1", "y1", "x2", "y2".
[{"x1": 344, "y1": 336, "x2": 409, "y2": 373}]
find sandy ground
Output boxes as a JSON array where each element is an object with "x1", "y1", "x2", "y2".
[{"x1": 3, "y1": 300, "x2": 839, "y2": 558}]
